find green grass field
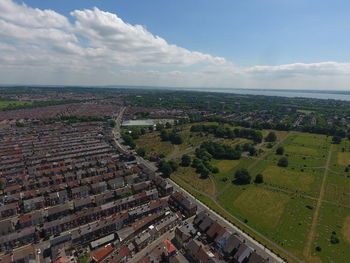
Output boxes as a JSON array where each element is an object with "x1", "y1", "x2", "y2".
[
  {"x1": 171, "y1": 166, "x2": 216, "y2": 196},
  {"x1": 254, "y1": 164, "x2": 323, "y2": 195},
  {"x1": 211, "y1": 158, "x2": 252, "y2": 191},
  {"x1": 0, "y1": 101, "x2": 32, "y2": 110},
  {"x1": 134, "y1": 132, "x2": 175, "y2": 157},
  {"x1": 311, "y1": 203, "x2": 350, "y2": 263},
  {"x1": 136, "y1": 124, "x2": 350, "y2": 262},
  {"x1": 217, "y1": 184, "x2": 316, "y2": 259},
  {"x1": 329, "y1": 139, "x2": 350, "y2": 174},
  {"x1": 324, "y1": 172, "x2": 350, "y2": 206}
]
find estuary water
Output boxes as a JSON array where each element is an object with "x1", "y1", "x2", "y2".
[{"x1": 186, "y1": 88, "x2": 350, "y2": 101}]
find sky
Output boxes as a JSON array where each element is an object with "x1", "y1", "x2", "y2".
[{"x1": 1, "y1": 0, "x2": 350, "y2": 90}]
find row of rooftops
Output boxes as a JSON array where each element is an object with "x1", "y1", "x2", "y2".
[
  {"x1": 0, "y1": 187, "x2": 160, "y2": 237},
  {"x1": 0, "y1": 121, "x2": 174, "y2": 262},
  {"x1": 0, "y1": 102, "x2": 121, "y2": 121},
  {"x1": 0, "y1": 170, "x2": 148, "y2": 215},
  {"x1": 191, "y1": 211, "x2": 267, "y2": 263}
]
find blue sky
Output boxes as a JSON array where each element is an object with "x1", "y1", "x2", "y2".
[
  {"x1": 22, "y1": 0, "x2": 350, "y2": 66},
  {"x1": 1, "y1": 0, "x2": 350, "y2": 89}
]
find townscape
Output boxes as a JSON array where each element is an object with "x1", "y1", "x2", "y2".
[
  {"x1": 2, "y1": 0, "x2": 350, "y2": 262},
  {"x1": 0, "y1": 87, "x2": 350, "y2": 263}
]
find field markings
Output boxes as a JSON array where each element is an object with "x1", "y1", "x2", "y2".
[
  {"x1": 262, "y1": 184, "x2": 350, "y2": 210},
  {"x1": 303, "y1": 144, "x2": 333, "y2": 259}
]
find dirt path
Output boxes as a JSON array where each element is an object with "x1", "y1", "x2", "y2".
[
  {"x1": 208, "y1": 174, "x2": 217, "y2": 196},
  {"x1": 303, "y1": 144, "x2": 333, "y2": 259},
  {"x1": 165, "y1": 145, "x2": 180, "y2": 160}
]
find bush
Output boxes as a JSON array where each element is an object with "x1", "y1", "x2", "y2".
[
  {"x1": 278, "y1": 157, "x2": 288, "y2": 167},
  {"x1": 254, "y1": 174, "x2": 264, "y2": 184},
  {"x1": 332, "y1": 136, "x2": 341, "y2": 144},
  {"x1": 192, "y1": 158, "x2": 202, "y2": 168},
  {"x1": 199, "y1": 168, "x2": 210, "y2": 178},
  {"x1": 211, "y1": 167, "x2": 220, "y2": 174},
  {"x1": 136, "y1": 148, "x2": 146, "y2": 157},
  {"x1": 330, "y1": 233, "x2": 340, "y2": 244},
  {"x1": 265, "y1": 132, "x2": 277, "y2": 142},
  {"x1": 181, "y1": 154, "x2": 192, "y2": 167},
  {"x1": 276, "y1": 146, "x2": 284, "y2": 155},
  {"x1": 169, "y1": 160, "x2": 179, "y2": 172}
]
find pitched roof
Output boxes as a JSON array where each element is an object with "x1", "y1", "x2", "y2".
[
  {"x1": 163, "y1": 238, "x2": 176, "y2": 253},
  {"x1": 223, "y1": 234, "x2": 243, "y2": 254},
  {"x1": 92, "y1": 244, "x2": 114, "y2": 262},
  {"x1": 248, "y1": 252, "x2": 266, "y2": 263}
]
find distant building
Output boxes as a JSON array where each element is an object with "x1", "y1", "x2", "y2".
[{"x1": 121, "y1": 119, "x2": 154, "y2": 127}]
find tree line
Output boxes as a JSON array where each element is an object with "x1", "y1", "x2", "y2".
[{"x1": 190, "y1": 124, "x2": 263, "y2": 143}]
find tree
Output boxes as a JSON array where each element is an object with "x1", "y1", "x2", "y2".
[
  {"x1": 199, "y1": 167, "x2": 210, "y2": 178},
  {"x1": 265, "y1": 132, "x2": 277, "y2": 142},
  {"x1": 211, "y1": 167, "x2": 220, "y2": 173},
  {"x1": 234, "y1": 169, "x2": 251, "y2": 185},
  {"x1": 191, "y1": 158, "x2": 202, "y2": 168},
  {"x1": 278, "y1": 157, "x2": 289, "y2": 167},
  {"x1": 160, "y1": 130, "x2": 169, "y2": 141},
  {"x1": 136, "y1": 148, "x2": 146, "y2": 157},
  {"x1": 332, "y1": 136, "x2": 342, "y2": 144},
  {"x1": 156, "y1": 123, "x2": 164, "y2": 131},
  {"x1": 122, "y1": 134, "x2": 135, "y2": 148},
  {"x1": 276, "y1": 146, "x2": 284, "y2": 155},
  {"x1": 168, "y1": 160, "x2": 179, "y2": 172},
  {"x1": 249, "y1": 147, "x2": 257, "y2": 156},
  {"x1": 165, "y1": 122, "x2": 172, "y2": 129},
  {"x1": 181, "y1": 154, "x2": 192, "y2": 167},
  {"x1": 158, "y1": 161, "x2": 173, "y2": 178},
  {"x1": 108, "y1": 120, "x2": 116, "y2": 127},
  {"x1": 171, "y1": 134, "x2": 183, "y2": 145},
  {"x1": 254, "y1": 174, "x2": 264, "y2": 184}
]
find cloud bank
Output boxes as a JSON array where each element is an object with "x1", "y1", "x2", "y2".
[{"x1": 1, "y1": 0, "x2": 350, "y2": 90}]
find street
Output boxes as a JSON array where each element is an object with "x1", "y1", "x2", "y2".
[{"x1": 112, "y1": 108, "x2": 285, "y2": 263}]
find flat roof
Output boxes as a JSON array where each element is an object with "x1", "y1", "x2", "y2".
[
  {"x1": 90, "y1": 233, "x2": 115, "y2": 249},
  {"x1": 122, "y1": 119, "x2": 154, "y2": 126}
]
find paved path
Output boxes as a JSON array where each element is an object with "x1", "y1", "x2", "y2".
[
  {"x1": 165, "y1": 145, "x2": 197, "y2": 161},
  {"x1": 303, "y1": 144, "x2": 333, "y2": 259}
]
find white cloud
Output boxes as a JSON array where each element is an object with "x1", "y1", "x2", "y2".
[
  {"x1": 70, "y1": 7, "x2": 226, "y2": 66},
  {"x1": 0, "y1": 0, "x2": 350, "y2": 90},
  {"x1": 0, "y1": 0, "x2": 70, "y2": 28}
]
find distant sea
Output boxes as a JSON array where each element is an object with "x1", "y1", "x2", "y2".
[{"x1": 181, "y1": 88, "x2": 350, "y2": 101}]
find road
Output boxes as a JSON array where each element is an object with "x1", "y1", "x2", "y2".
[{"x1": 112, "y1": 108, "x2": 286, "y2": 263}]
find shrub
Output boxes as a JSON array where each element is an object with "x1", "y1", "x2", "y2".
[
  {"x1": 254, "y1": 174, "x2": 264, "y2": 184},
  {"x1": 278, "y1": 157, "x2": 288, "y2": 167},
  {"x1": 276, "y1": 146, "x2": 284, "y2": 155}
]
